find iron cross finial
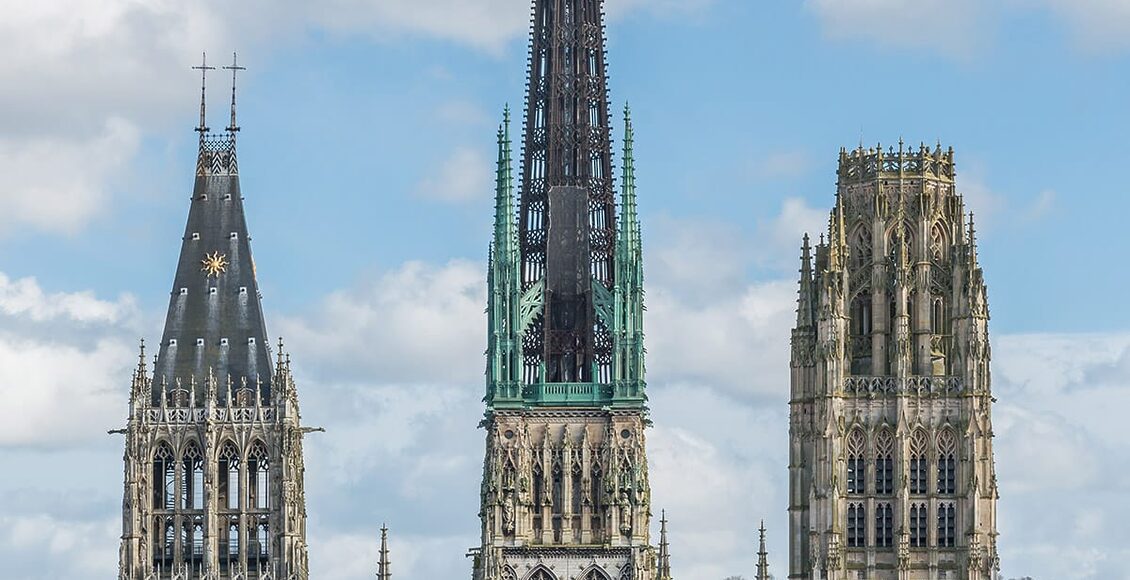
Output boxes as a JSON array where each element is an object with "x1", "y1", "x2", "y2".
[
  {"x1": 192, "y1": 52, "x2": 216, "y2": 134},
  {"x1": 223, "y1": 52, "x2": 246, "y2": 133}
]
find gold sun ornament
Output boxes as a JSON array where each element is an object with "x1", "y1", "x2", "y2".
[{"x1": 201, "y1": 251, "x2": 228, "y2": 277}]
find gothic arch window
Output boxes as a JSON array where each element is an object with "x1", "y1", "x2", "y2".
[
  {"x1": 875, "y1": 502, "x2": 894, "y2": 547},
  {"x1": 930, "y1": 222, "x2": 948, "y2": 263},
  {"x1": 253, "y1": 517, "x2": 270, "y2": 559},
  {"x1": 162, "y1": 516, "x2": 175, "y2": 558},
  {"x1": 182, "y1": 442, "x2": 204, "y2": 510},
  {"x1": 571, "y1": 462, "x2": 583, "y2": 516},
  {"x1": 501, "y1": 566, "x2": 518, "y2": 580},
  {"x1": 551, "y1": 459, "x2": 564, "y2": 542},
  {"x1": 937, "y1": 429, "x2": 957, "y2": 495},
  {"x1": 938, "y1": 501, "x2": 957, "y2": 547},
  {"x1": 909, "y1": 429, "x2": 929, "y2": 495},
  {"x1": 526, "y1": 566, "x2": 558, "y2": 580},
  {"x1": 846, "y1": 429, "x2": 866, "y2": 495},
  {"x1": 153, "y1": 442, "x2": 176, "y2": 510},
  {"x1": 847, "y1": 502, "x2": 866, "y2": 547},
  {"x1": 248, "y1": 441, "x2": 270, "y2": 510},
  {"x1": 581, "y1": 568, "x2": 612, "y2": 580},
  {"x1": 227, "y1": 518, "x2": 240, "y2": 558},
  {"x1": 853, "y1": 225, "x2": 872, "y2": 267},
  {"x1": 590, "y1": 460, "x2": 604, "y2": 539},
  {"x1": 909, "y1": 503, "x2": 927, "y2": 547},
  {"x1": 931, "y1": 296, "x2": 946, "y2": 334},
  {"x1": 888, "y1": 223, "x2": 914, "y2": 264},
  {"x1": 219, "y1": 442, "x2": 241, "y2": 510},
  {"x1": 874, "y1": 428, "x2": 894, "y2": 495},
  {"x1": 191, "y1": 517, "x2": 204, "y2": 558}
]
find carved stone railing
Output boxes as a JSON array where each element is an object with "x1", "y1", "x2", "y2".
[
  {"x1": 146, "y1": 407, "x2": 274, "y2": 424},
  {"x1": 843, "y1": 375, "x2": 963, "y2": 396},
  {"x1": 838, "y1": 143, "x2": 955, "y2": 184}
]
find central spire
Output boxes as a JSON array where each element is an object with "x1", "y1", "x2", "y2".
[{"x1": 518, "y1": 0, "x2": 616, "y2": 384}]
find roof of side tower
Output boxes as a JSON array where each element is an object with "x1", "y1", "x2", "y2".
[{"x1": 153, "y1": 53, "x2": 272, "y2": 403}]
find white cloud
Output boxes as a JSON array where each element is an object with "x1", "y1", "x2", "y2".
[
  {"x1": 751, "y1": 150, "x2": 813, "y2": 180},
  {"x1": 805, "y1": 0, "x2": 987, "y2": 58},
  {"x1": 277, "y1": 260, "x2": 486, "y2": 384},
  {"x1": 0, "y1": 272, "x2": 137, "y2": 324},
  {"x1": 1035, "y1": 0, "x2": 1130, "y2": 52},
  {"x1": 415, "y1": 147, "x2": 493, "y2": 203}
]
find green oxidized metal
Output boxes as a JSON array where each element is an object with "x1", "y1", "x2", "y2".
[{"x1": 486, "y1": 105, "x2": 647, "y2": 410}]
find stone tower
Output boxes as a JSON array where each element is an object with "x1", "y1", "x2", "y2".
[
  {"x1": 472, "y1": 1, "x2": 656, "y2": 578},
  {"x1": 117, "y1": 55, "x2": 313, "y2": 580},
  {"x1": 788, "y1": 143, "x2": 999, "y2": 580}
]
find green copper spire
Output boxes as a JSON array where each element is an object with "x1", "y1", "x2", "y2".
[
  {"x1": 612, "y1": 104, "x2": 646, "y2": 406},
  {"x1": 486, "y1": 108, "x2": 524, "y2": 406}
]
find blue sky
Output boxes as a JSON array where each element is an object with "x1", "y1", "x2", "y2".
[{"x1": 1, "y1": 0, "x2": 1128, "y2": 578}]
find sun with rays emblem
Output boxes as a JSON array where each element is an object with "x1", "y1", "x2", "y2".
[{"x1": 201, "y1": 251, "x2": 228, "y2": 277}]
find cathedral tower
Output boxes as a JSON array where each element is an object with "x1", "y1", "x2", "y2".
[
  {"x1": 788, "y1": 143, "x2": 999, "y2": 579},
  {"x1": 117, "y1": 55, "x2": 313, "y2": 580},
  {"x1": 473, "y1": 1, "x2": 655, "y2": 579}
]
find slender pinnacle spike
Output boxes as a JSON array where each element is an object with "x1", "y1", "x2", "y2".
[
  {"x1": 756, "y1": 520, "x2": 770, "y2": 580},
  {"x1": 192, "y1": 52, "x2": 215, "y2": 135},
  {"x1": 223, "y1": 52, "x2": 246, "y2": 133},
  {"x1": 377, "y1": 524, "x2": 391, "y2": 580}
]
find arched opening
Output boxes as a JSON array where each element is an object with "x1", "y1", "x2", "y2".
[
  {"x1": 874, "y1": 429, "x2": 894, "y2": 495},
  {"x1": 219, "y1": 442, "x2": 240, "y2": 510},
  {"x1": 182, "y1": 442, "x2": 203, "y2": 510},
  {"x1": 909, "y1": 429, "x2": 929, "y2": 495},
  {"x1": 248, "y1": 442, "x2": 270, "y2": 510},
  {"x1": 846, "y1": 429, "x2": 866, "y2": 495},
  {"x1": 152, "y1": 442, "x2": 175, "y2": 510},
  {"x1": 936, "y1": 429, "x2": 957, "y2": 495}
]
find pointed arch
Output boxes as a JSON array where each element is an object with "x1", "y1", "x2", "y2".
[
  {"x1": 152, "y1": 441, "x2": 176, "y2": 510},
  {"x1": 248, "y1": 440, "x2": 270, "y2": 510},
  {"x1": 874, "y1": 428, "x2": 894, "y2": 495},
  {"x1": 580, "y1": 566, "x2": 612, "y2": 580},
  {"x1": 909, "y1": 428, "x2": 930, "y2": 495},
  {"x1": 846, "y1": 428, "x2": 866, "y2": 495},
  {"x1": 182, "y1": 441, "x2": 204, "y2": 510},
  {"x1": 930, "y1": 221, "x2": 948, "y2": 263},
  {"x1": 524, "y1": 565, "x2": 558, "y2": 580},
  {"x1": 852, "y1": 223, "x2": 873, "y2": 267},
  {"x1": 501, "y1": 566, "x2": 518, "y2": 580},
  {"x1": 219, "y1": 441, "x2": 241, "y2": 510},
  {"x1": 936, "y1": 428, "x2": 957, "y2": 494}
]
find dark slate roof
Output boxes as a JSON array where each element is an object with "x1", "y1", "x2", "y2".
[{"x1": 153, "y1": 133, "x2": 272, "y2": 403}]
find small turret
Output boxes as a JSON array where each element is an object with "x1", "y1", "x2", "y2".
[
  {"x1": 657, "y1": 510, "x2": 672, "y2": 580},
  {"x1": 756, "y1": 520, "x2": 770, "y2": 580}
]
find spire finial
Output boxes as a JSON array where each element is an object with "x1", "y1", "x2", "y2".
[
  {"x1": 377, "y1": 524, "x2": 391, "y2": 580},
  {"x1": 192, "y1": 52, "x2": 215, "y2": 136},
  {"x1": 223, "y1": 52, "x2": 246, "y2": 133},
  {"x1": 756, "y1": 520, "x2": 770, "y2": 580},
  {"x1": 657, "y1": 509, "x2": 672, "y2": 580}
]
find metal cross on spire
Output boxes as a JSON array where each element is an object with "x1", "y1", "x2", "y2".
[
  {"x1": 192, "y1": 52, "x2": 215, "y2": 135},
  {"x1": 223, "y1": 52, "x2": 246, "y2": 133}
]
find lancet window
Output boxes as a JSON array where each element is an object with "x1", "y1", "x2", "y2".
[
  {"x1": 937, "y1": 429, "x2": 957, "y2": 495},
  {"x1": 219, "y1": 442, "x2": 241, "y2": 510},
  {"x1": 846, "y1": 429, "x2": 866, "y2": 495},
  {"x1": 938, "y1": 502, "x2": 956, "y2": 547},
  {"x1": 529, "y1": 567, "x2": 558, "y2": 580},
  {"x1": 874, "y1": 429, "x2": 894, "y2": 495},
  {"x1": 153, "y1": 443, "x2": 176, "y2": 510},
  {"x1": 909, "y1": 429, "x2": 929, "y2": 495},
  {"x1": 847, "y1": 502, "x2": 866, "y2": 547},
  {"x1": 875, "y1": 502, "x2": 894, "y2": 548},
  {"x1": 930, "y1": 223, "x2": 947, "y2": 263},
  {"x1": 909, "y1": 503, "x2": 927, "y2": 547},
  {"x1": 248, "y1": 442, "x2": 270, "y2": 510},
  {"x1": 582, "y1": 569, "x2": 611, "y2": 580},
  {"x1": 182, "y1": 443, "x2": 203, "y2": 510}
]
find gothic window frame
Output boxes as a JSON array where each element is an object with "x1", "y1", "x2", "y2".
[
  {"x1": 219, "y1": 441, "x2": 241, "y2": 510},
  {"x1": 580, "y1": 567, "x2": 612, "y2": 580},
  {"x1": 937, "y1": 501, "x2": 957, "y2": 548},
  {"x1": 153, "y1": 442, "x2": 176, "y2": 511},
  {"x1": 909, "y1": 502, "x2": 927, "y2": 548},
  {"x1": 852, "y1": 224, "x2": 873, "y2": 268},
  {"x1": 936, "y1": 428, "x2": 957, "y2": 495},
  {"x1": 525, "y1": 565, "x2": 558, "y2": 580},
  {"x1": 874, "y1": 428, "x2": 894, "y2": 495},
  {"x1": 930, "y1": 221, "x2": 948, "y2": 264},
  {"x1": 248, "y1": 441, "x2": 270, "y2": 511},
  {"x1": 874, "y1": 502, "x2": 894, "y2": 548},
  {"x1": 909, "y1": 429, "x2": 930, "y2": 495},
  {"x1": 182, "y1": 441, "x2": 204, "y2": 511},
  {"x1": 847, "y1": 502, "x2": 866, "y2": 548},
  {"x1": 846, "y1": 428, "x2": 866, "y2": 495}
]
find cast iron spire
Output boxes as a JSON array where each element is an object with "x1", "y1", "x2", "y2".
[
  {"x1": 518, "y1": 0, "x2": 616, "y2": 384},
  {"x1": 756, "y1": 520, "x2": 770, "y2": 580},
  {"x1": 657, "y1": 510, "x2": 673, "y2": 580},
  {"x1": 152, "y1": 54, "x2": 271, "y2": 404},
  {"x1": 377, "y1": 524, "x2": 391, "y2": 580}
]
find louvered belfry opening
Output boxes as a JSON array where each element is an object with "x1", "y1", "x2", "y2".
[{"x1": 519, "y1": 0, "x2": 616, "y2": 385}]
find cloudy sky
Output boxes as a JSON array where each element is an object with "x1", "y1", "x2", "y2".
[{"x1": 1, "y1": 0, "x2": 1129, "y2": 578}]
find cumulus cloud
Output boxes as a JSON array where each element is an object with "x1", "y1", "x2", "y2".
[
  {"x1": 276, "y1": 260, "x2": 486, "y2": 385},
  {"x1": 414, "y1": 147, "x2": 494, "y2": 203}
]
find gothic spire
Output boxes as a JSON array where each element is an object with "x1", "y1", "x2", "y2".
[
  {"x1": 657, "y1": 510, "x2": 672, "y2": 580},
  {"x1": 796, "y1": 234, "x2": 814, "y2": 328},
  {"x1": 620, "y1": 104, "x2": 641, "y2": 256},
  {"x1": 377, "y1": 524, "x2": 391, "y2": 580},
  {"x1": 153, "y1": 59, "x2": 271, "y2": 404},
  {"x1": 494, "y1": 106, "x2": 516, "y2": 266},
  {"x1": 518, "y1": 0, "x2": 616, "y2": 384},
  {"x1": 756, "y1": 520, "x2": 770, "y2": 580}
]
